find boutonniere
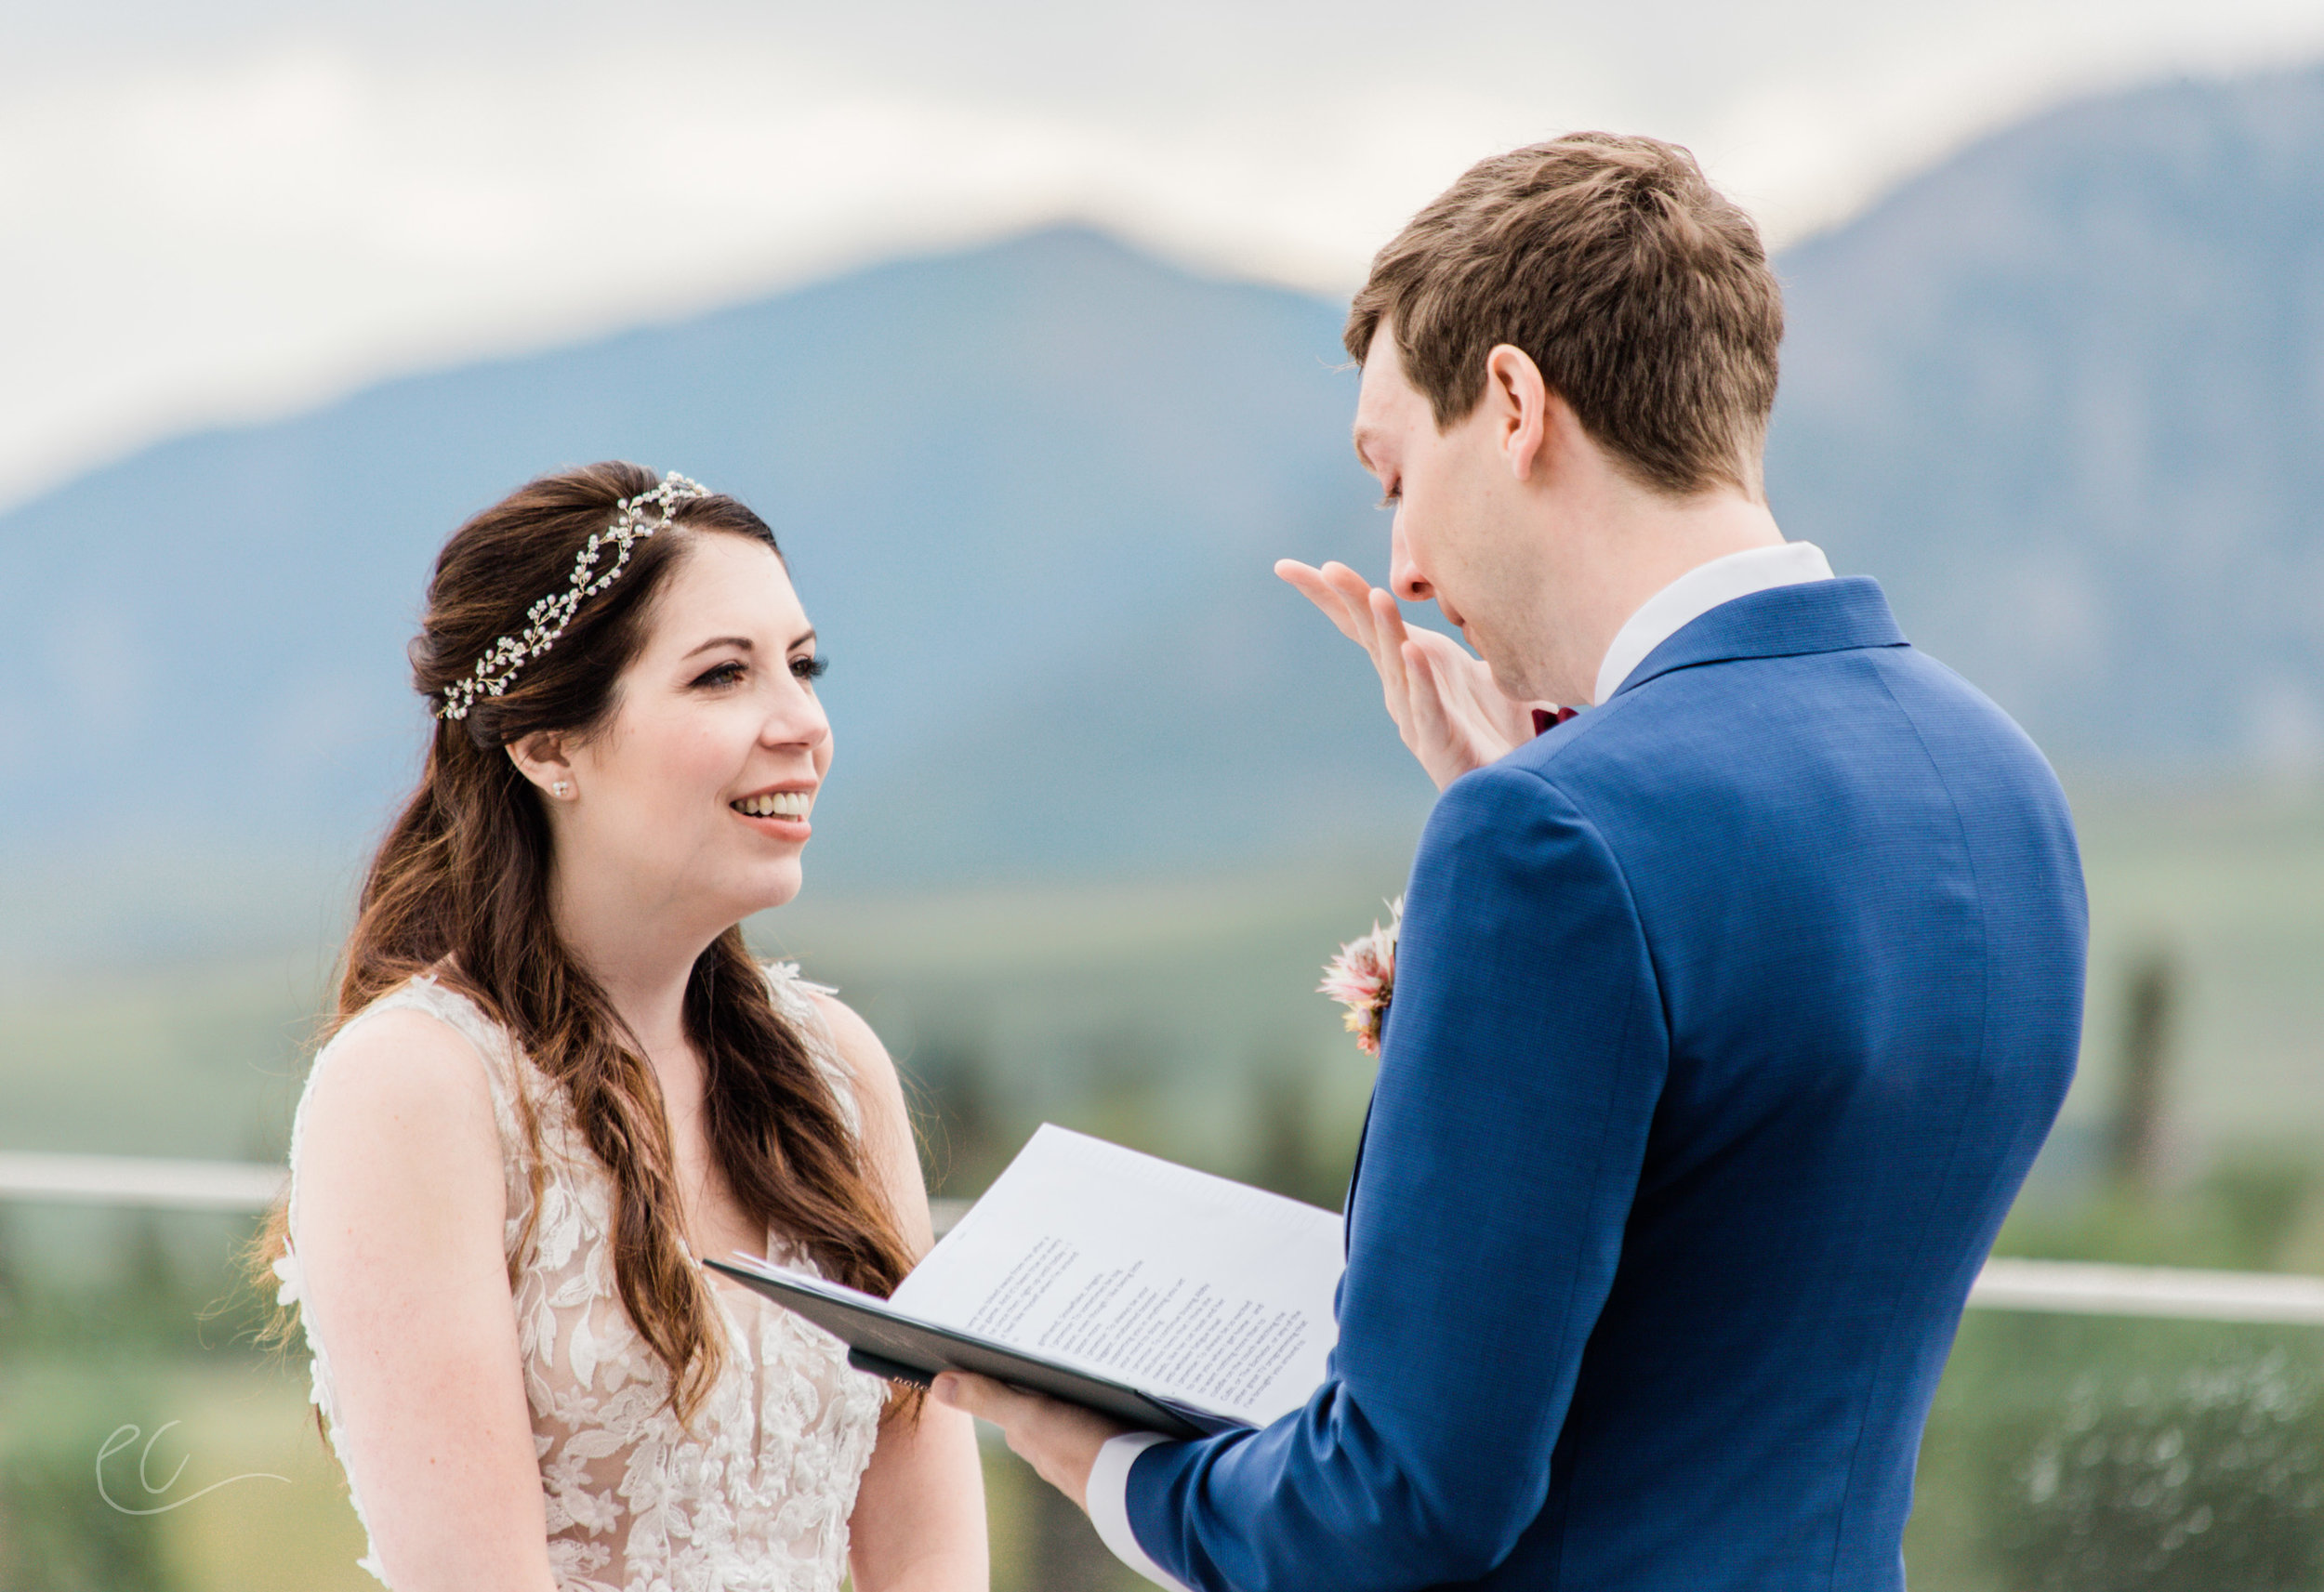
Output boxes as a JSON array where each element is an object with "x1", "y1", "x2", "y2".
[{"x1": 1319, "y1": 898, "x2": 1403, "y2": 1058}]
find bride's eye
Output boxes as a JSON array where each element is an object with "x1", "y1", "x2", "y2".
[
  {"x1": 692, "y1": 660, "x2": 746, "y2": 689},
  {"x1": 791, "y1": 653, "x2": 828, "y2": 682}
]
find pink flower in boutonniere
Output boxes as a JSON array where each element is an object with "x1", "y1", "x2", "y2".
[{"x1": 1319, "y1": 898, "x2": 1403, "y2": 1058}]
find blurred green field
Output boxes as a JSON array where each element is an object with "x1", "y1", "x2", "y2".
[
  {"x1": 3, "y1": 777, "x2": 2321, "y2": 1588},
  {"x1": 7, "y1": 779, "x2": 2319, "y2": 1201},
  {"x1": 2067, "y1": 782, "x2": 2324, "y2": 1158}
]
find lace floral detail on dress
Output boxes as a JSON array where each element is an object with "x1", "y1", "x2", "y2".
[{"x1": 277, "y1": 963, "x2": 888, "y2": 1591}]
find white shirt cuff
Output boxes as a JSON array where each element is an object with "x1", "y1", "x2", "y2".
[{"x1": 1087, "y1": 1431, "x2": 1191, "y2": 1591}]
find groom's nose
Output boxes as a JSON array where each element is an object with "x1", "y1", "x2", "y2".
[{"x1": 1389, "y1": 519, "x2": 1433, "y2": 604}]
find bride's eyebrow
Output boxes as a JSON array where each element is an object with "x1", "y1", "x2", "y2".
[
  {"x1": 681, "y1": 636, "x2": 753, "y2": 659},
  {"x1": 677, "y1": 628, "x2": 812, "y2": 661}
]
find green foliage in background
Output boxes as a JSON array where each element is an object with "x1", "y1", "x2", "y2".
[{"x1": 1910, "y1": 1316, "x2": 2324, "y2": 1591}]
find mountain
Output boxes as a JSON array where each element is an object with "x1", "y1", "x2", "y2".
[
  {"x1": 1768, "y1": 63, "x2": 2324, "y2": 770},
  {"x1": 5, "y1": 61, "x2": 2322, "y2": 935},
  {"x1": 0, "y1": 227, "x2": 1433, "y2": 910}
]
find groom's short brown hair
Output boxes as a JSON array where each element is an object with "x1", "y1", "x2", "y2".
[{"x1": 1346, "y1": 133, "x2": 1781, "y2": 498}]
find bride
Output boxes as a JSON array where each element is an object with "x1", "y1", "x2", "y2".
[{"x1": 255, "y1": 464, "x2": 987, "y2": 1591}]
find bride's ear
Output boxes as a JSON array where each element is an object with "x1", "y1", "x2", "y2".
[{"x1": 507, "y1": 731, "x2": 577, "y2": 801}]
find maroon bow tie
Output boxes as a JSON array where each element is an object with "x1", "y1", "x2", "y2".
[{"x1": 1532, "y1": 706, "x2": 1579, "y2": 736}]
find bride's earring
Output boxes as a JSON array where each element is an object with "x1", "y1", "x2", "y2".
[{"x1": 552, "y1": 781, "x2": 572, "y2": 798}]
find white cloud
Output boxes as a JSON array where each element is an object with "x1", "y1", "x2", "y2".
[{"x1": 2, "y1": 1, "x2": 2320, "y2": 510}]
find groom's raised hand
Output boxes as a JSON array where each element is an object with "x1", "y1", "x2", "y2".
[{"x1": 1274, "y1": 559, "x2": 1545, "y2": 789}]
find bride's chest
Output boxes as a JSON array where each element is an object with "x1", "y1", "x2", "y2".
[{"x1": 509, "y1": 1117, "x2": 874, "y2": 1426}]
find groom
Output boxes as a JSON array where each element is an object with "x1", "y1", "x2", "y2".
[{"x1": 936, "y1": 133, "x2": 2085, "y2": 1590}]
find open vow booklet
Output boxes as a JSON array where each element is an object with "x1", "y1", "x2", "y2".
[{"x1": 704, "y1": 1125, "x2": 1343, "y2": 1440}]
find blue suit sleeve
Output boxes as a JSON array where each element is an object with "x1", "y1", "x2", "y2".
[{"x1": 1121, "y1": 763, "x2": 1668, "y2": 1591}]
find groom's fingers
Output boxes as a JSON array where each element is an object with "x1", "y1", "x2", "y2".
[
  {"x1": 931, "y1": 1372, "x2": 1059, "y2": 1473},
  {"x1": 1279, "y1": 560, "x2": 1408, "y2": 701},
  {"x1": 1312, "y1": 560, "x2": 1393, "y2": 664},
  {"x1": 1281, "y1": 556, "x2": 1507, "y2": 783},
  {"x1": 931, "y1": 1371, "x2": 1123, "y2": 1507},
  {"x1": 1274, "y1": 560, "x2": 1373, "y2": 651},
  {"x1": 1402, "y1": 639, "x2": 1450, "y2": 747},
  {"x1": 930, "y1": 1357, "x2": 1050, "y2": 1431},
  {"x1": 929, "y1": 1370, "x2": 1010, "y2": 1423},
  {"x1": 1280, "y1": 559, "x2": 1455, "y2": 753},
  {"x1": 1276, "y1": 561, "x2": 1390, "y2": 671},
  {"x1": 1368, "y1": 586, "x2": 1417, "y2": 721},
  {"x1": 1402, "y1": 640, "x2": 1470, "y2": 791},
  {"x1": 1321, "y1": 562, "x2": 1390, "y2": 648}
]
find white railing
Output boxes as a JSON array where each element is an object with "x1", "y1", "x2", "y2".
[
  {"x1": 0, "y1": 1151, "x2": 286, "y2": 1211},
  {"x1": 8, "y1": 1152, "x2": 2324, "y2": 1325},
  {"x1": 1967, "y1": 1256, "x2": 2324, "y2": 1324},
  {"x1": 0, "y1": 1151, "x2": 974, "y2": 1231}
]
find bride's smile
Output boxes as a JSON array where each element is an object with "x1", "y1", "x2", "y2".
[
  {"x1": 731, "y1": 785, "x2": 815, "y2": 831},
  {"x1": 518, "y1": 529, "x2": 836, "y2": 939}
]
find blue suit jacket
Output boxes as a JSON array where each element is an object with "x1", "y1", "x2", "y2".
[{"x1": 1125, "y1": 578, "x2": 2085, "y2": 1590}]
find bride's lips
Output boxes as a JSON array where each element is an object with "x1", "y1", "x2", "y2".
[{"x1": 729, "y1": 783, "x2": 815, "y2": 841}]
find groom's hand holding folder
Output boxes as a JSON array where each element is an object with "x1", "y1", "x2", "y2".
[{"x1": 931, "y1": 1370, "x2": 1124, "y2": 1510}]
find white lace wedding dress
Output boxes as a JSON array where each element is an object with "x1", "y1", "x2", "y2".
[{"x1": 274, "y1": 964, "x2": 889, "y2": 1592}]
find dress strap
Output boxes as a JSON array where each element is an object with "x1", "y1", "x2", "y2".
[
  {"x1": 362, "y1": 974, "x2": 527, "y2": 1141},
  {"x1": 763, "y1": 961, "x2": 863, "y2": 1140}
]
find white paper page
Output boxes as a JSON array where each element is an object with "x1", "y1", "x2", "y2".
[{"x1": 891, "y1": 1125, "x2": 1343, "y2": 1427}]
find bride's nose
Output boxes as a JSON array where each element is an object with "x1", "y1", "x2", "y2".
[{"x1": 761, "y1": 687, "x2": 830, "y2": 752}]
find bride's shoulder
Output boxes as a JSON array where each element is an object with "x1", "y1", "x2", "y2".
[
  {"x1": 759, "y1": 961, "x2": 904, "y2": 1132},
  {"x1": 305, "y1": 974, "x2": 465, "y2": 1079},
  {"x1": 333, "y1": 970, "x2": 502, "y2": 1052},
  {"x1": 305, "y1": 976, "x2": 502, "y2": 1124},
  {"x1": 287, "y1": 979, "x2": 511, "y2": 1245}
]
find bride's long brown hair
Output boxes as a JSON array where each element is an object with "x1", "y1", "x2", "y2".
[{"x1": 253, "y1": 461, "x2": 914, "y2": 1423}]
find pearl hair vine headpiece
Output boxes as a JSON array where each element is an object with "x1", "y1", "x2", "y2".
[{"x1": 433, "y1": 472, "x2": 714, "y2": 722}]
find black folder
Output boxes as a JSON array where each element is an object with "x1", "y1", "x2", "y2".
[{"x1": 704, "y1": 1256, "x2": 1244, "y2": 1441}]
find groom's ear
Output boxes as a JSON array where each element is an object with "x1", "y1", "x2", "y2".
[
  {"x1": 506, "y1": 730, "x2": 574, "y2": 796},
  {"x1": 1485, "y1": 343, "x2": 1553, "y2": 483}
]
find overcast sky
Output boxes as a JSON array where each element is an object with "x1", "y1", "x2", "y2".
[{"x1": 5, "y1": 0, "x2": 2320, "y2": 510}]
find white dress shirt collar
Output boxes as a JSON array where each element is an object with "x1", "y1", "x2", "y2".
[{"x1": 1590, "y1": 540, "x2": 1834, "y2": 706}]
